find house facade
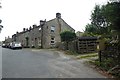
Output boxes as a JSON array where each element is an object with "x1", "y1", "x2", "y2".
[
  {"x1": 41, "y1": 13, "x2": 75, "y2": 48},
  {"x1": 12, "y1": 13, "x2": 75, "y2": 48},
  {"x1": 4, "y1": 36, "x2": 12, "y2": 47},
  {"x1": 12, "y1": 25, "x2": 41, "y2": 48}
]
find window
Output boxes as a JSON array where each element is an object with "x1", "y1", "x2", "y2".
[
  {"x1": 51, "y1": 41, "x2": 54, "y2": 44},
  {"x1": 51, "y1": 37, "x2": 54, "y2": 40},
  {"x1": 39, "y1": 28, "x2": 41, "y2": 31},
  {"x1": 51, "y1": 26, "x2": 55, "y2": 32},
  {"x1": 51, "y1": 36, "x2": 55, "y2": 44}
]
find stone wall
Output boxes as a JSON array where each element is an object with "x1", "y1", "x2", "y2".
[{"x1": 58, "y1": 37, "x2": 98, "y2": 54}]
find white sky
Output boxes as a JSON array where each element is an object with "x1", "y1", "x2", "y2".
[{"x1": 0, "y1": 0, "x2": 108, "y2": 41}]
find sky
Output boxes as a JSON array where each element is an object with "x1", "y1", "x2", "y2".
[{"x1": 0, "y1": 0, "x2": 108, "y2": 41}]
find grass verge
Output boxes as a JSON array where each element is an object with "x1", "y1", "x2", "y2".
[{"x1": 76, "y1": 53, "x2": 98, "y2": 59}]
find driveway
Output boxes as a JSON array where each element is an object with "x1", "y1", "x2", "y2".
[{"x1": 2, "y1": 47, "x2": 107, "y2": 78}]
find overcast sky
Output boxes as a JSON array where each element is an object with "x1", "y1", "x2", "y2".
[{"x1": 0, "y1": 0, "x2": 108, "y2": 41}]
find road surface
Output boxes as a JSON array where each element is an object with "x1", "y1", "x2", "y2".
[{"x1": 2, "y1": 47, "x2": 107, "y2": 78}]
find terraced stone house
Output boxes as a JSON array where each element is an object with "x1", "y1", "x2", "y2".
[{"x1": 12, "y1": 13, "x2": 75, "y2": 48}]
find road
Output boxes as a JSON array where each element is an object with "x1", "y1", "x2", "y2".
[{"x1": 2, "y1": 47, "x2": 107, "y2": 78}]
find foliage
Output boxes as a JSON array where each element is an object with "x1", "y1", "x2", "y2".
[
  {"x1": 85, "y1": 24, "x2": 98, "y2": 34},
  {"x1": 60, "y1": 31, "x2": 76, "y2": 50},
  {"x1": 85, "y1": 0, "x2": 120, "y2": 39},
  {"x1": 0, "y1": 19, "x2": 3, "y2": 32},
  {"x1": 87, "y1": 0, "x2": 120, "y2": 78},
  {"x1": 103, "y1": 1, "x2": 120, "y2": 32},
  {"x1": 89, "y1": 58, "x2": 120, "y2": 78},
  {"x1": 84, "y1": 24, "x2": 111, "y2": 38},
  {"x1": 65, "y1": 50, "x2": 79, "y2": 55},
  {"x1": 77, "y1": 53, "x2": 98, "y2": 59},
  {"x1": 91, "y1": 5, "x2": 106, "y2": 28},
  {"x1": 60, "y1": 31, "x2": 76, "y2": 42}
]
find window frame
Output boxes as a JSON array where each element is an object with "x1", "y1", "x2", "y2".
[{"x1": 51, "y1": 26, "x2": 55, "y2": 32}]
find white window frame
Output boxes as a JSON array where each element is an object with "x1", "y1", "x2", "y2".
[
  {"x1": 51, "y1": 26, "x2": 55, "y2": 32},
  {"x1": 50, "y1": 37, "x2": 55, "y2": 45}
]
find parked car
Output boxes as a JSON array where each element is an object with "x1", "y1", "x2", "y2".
[
  {"x1": 10, "y1": 42, "x2": 22, "y2": 49},
  {"x1": 2, "y1": 43, "x2": 6, "y2": 48}
]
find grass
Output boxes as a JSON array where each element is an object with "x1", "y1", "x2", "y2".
[
  {"x1": 64, "y1": 50, "x2": 79, "y2": 56},
  {"x1": 64, "y1": 50, "x2": 98, "y2": 59},
  {"x1": 76, "y1": 53, "x2": 98, "y2": 59},
  {"x1": 88, "y1": 59, "x2": 120, "y2": 78}
]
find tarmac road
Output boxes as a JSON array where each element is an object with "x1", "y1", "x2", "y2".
[{"x1": 2, "y1": 47, "x2": 107, "y2": 78}]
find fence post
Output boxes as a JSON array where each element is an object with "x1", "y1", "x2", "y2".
[{"x1": 98, "y1": 50, "x2": 102, "y2": 65}]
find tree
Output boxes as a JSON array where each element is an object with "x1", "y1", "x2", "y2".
[
  {"x1": 84, "y1": 23, "x2": 111, "y2": 38},
  {"x1": 88, "y1": 1, "x2": 120, "y2": 38},
  {"x1": 0, "y1": 19, "x2": 3, "y2": 33},
  {"x1": 60, "y1": 31, "x2": 76, "y2": 50},
  {"x1": 85, "y1": 24, "x2": 98, "y2": 35},
  {"x1": 90, "y1": 0, "x2": 120, "y2": 66},
  {"x1": 103, "y1": 1, "x2": 120, "y2": 32},
  {"x1": 91, "y1": 5, "x2": 103, "y2": 28},
  {"x1": 0, "y1": 2, "x2": 3, "y2": 32},
  {"x1": 90, "y1": 5, "x2": 111, "y2": 36},
  {"x1": 0, "y1": 1, "x2": 1, "y2": 8}
]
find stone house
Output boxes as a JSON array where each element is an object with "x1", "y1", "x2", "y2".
[
  {"x1": 76, "y1": 31, "x2": 84, "y2": 37},
  {"x1": 12, "y1": 25, "x2": 41, "y2": 48},
  {"x1": 41, "y1": 13, "x2": 75, "y2": 48},
  {"x1": 12, "y1": 13, "x2": 75, "y2": 48},
  {"x1": 4, "y1": 36, "x2": 12, "y2": 47}
]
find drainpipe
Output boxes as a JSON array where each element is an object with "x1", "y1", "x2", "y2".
[{"x1": 40, "y1": 20, "x2": 46, "y2": 48}]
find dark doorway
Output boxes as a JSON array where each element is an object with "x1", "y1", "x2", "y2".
[{"x1": 26, "y1": 37, "x2": 29, "y2": 48}]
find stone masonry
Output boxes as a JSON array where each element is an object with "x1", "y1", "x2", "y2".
[{"x1": 11, "y1": 13, "x2": 75, "y2": 48}]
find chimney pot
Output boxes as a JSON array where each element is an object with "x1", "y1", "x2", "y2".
[
  {"x1": 40, "y1": 20, "x2": 45, "y2": 26},
  {"x1": 23, "y1": 28, "x2": 26, "y2": 32},
  {"x1": 56, "y1": 13, "x2": 61, "y2": 19}
]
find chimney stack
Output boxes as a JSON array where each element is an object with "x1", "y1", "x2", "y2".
[
  {"x1": 16, "y1": 31, "x2": 19, "y2": 34},
  {"x1": 56, "y1": 13, "x2": 61, "y2": 19},
  {"x1": 26, "y1": 28, "x2": 28, "y2": 31},
  {"x1": 29, "y1": 26, "x2": 32, "y2": 30},
  {"x1": 40, "y1": 20, "x2": 45, "y2": 26},
  {"x1": 23, "y1": 28, "x2": 26, "y2": 32},
  {"x1": 33, "y1": 24, "x2": 37, "y2": 29}
]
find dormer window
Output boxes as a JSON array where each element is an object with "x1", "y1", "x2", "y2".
[{"x1": 51, "y1": 26, "x2": 55, "y2": 32}]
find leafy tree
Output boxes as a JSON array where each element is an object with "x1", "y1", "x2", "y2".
[
  {"x1": 88, "y1": 1, "x2": 120, "y2": 38},
  {"x1": 89, "y1": 5, "x2": 111, "y2": 36},
  {"x1": 84, "y1": 23, "x2": 111, "y2": 38},
  {"x1": 0, "y1": 19, "x2": 3, "y2": 33},
  {"x1": 60, "y1": 31, "x2": 76, "y2": 50},
  {"x1": 0, "y1": 2, "x2": 1, "y2": 8},
  {"x1": 90, "y1": 0, "x2": 120, "y2": 66},
  {"x1": 85, "y1": 24, "x2": 98, "y2": 35},
  {"x1": 103, "y1": 1, "x2": 120, "y2": 32},
  {"x1": 91, "y1": 5, "x2": 103, "y2": 28},
  {"x1": 0, "y1": 1, "x2": 3, "y2": 32}
]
